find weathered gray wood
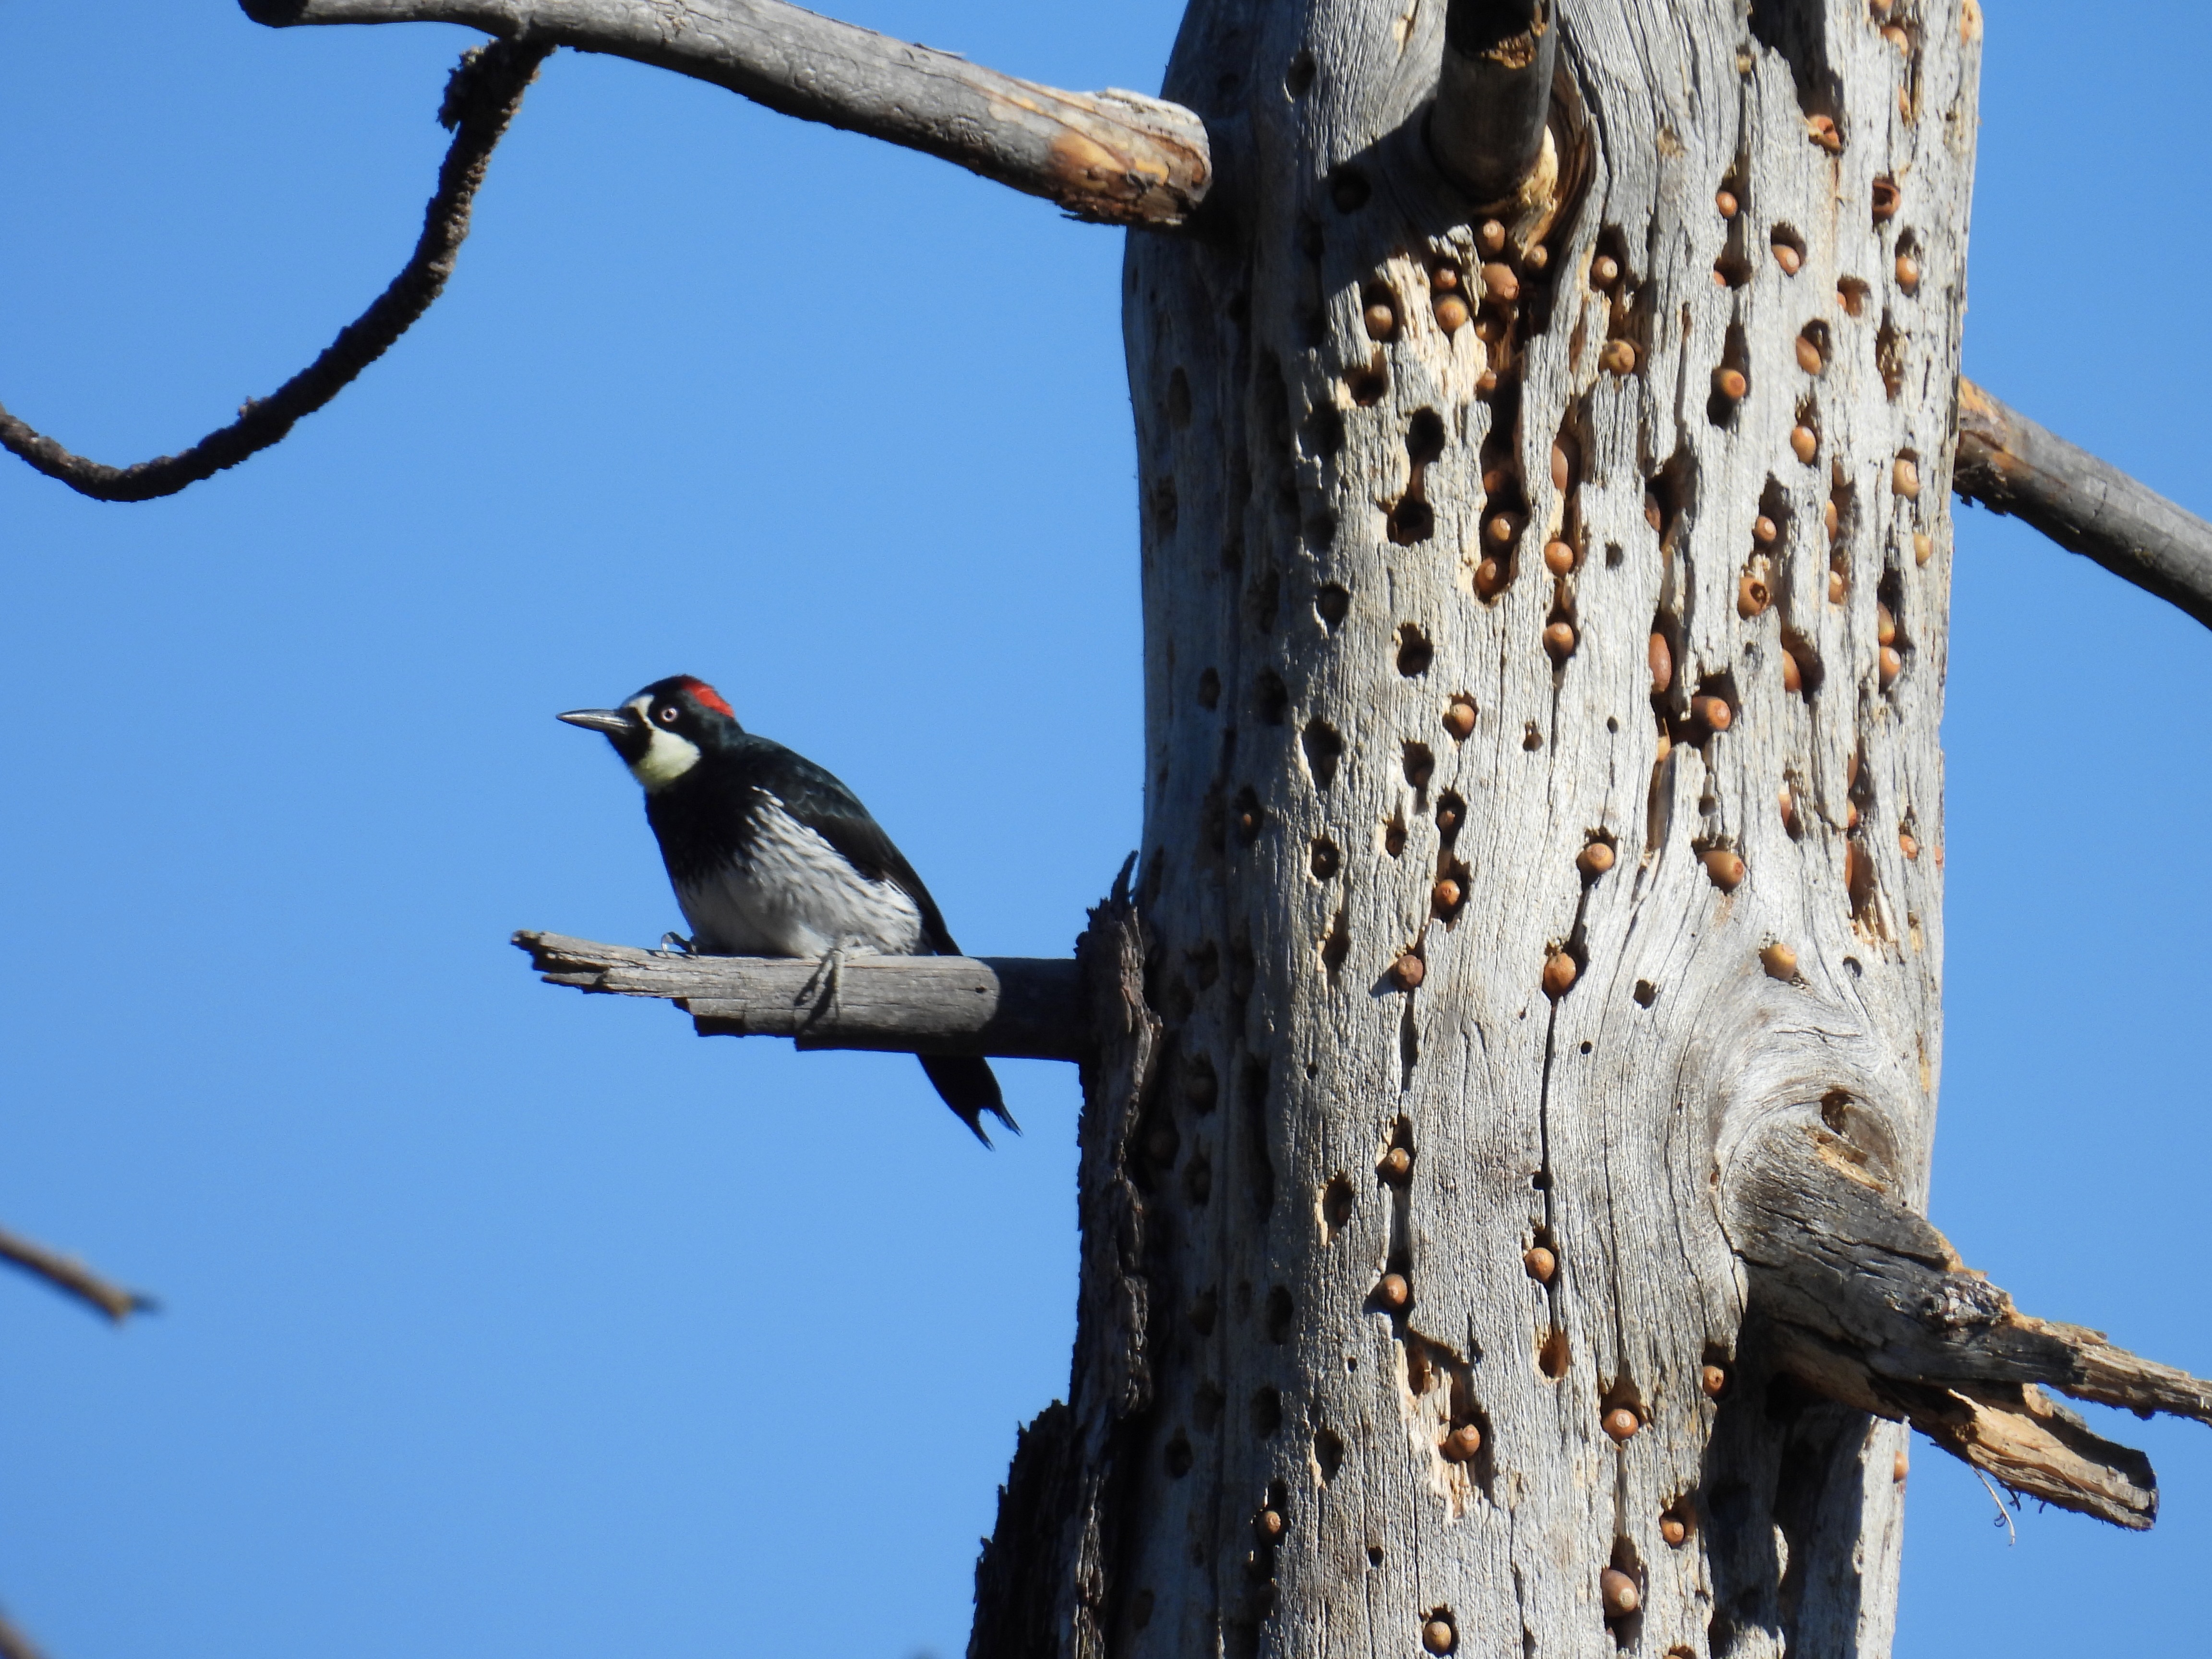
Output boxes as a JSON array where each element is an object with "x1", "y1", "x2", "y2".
[
  {"x1": 1724, "y1": 1106, "x2": 2212, "y2": 1528},
  {"x1": 1108, "y1": 2, "x2": 1986, "y2": 1655},
  {"x1": 1428, "y1": 0, "x2": 1558, "y2": 203},
  {"x1": 242, "y1": 0, "x2": 1212, "y2": 228},
  {"x1": 1954, "y1": 377, "x2": 2212, "y2": 630},
  {"x1": 514, "y1": 931, "x2": 1088, "y2": 1060}
]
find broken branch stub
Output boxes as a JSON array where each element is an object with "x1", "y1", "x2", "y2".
[
  {"x1": 514, "y1": 931, "x2": 1089, "y2": 1061},
  {"x1": 1426, "y1": 0, "x2": 1557, "y2": 204},
  {"x1": 1954, "y1": 378, "x2": 2212, "y2": 632},
  {"x1": 1725, "y1": 1108, "x2": 2212, "y2": 1529},
  {"x1": 242, "y1": 0, "x2": 1212, "y2": 228}
]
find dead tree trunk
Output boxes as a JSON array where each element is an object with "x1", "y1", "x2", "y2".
[{"x1": 993, "y1": 4, "x2": 2139, "y2": 1657}]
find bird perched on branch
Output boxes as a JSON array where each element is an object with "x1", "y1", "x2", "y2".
[{"x1": 559, "y1": 674, "x2": 1015, "y2": 1144}]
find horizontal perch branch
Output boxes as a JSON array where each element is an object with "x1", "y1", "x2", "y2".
[
  {"x1": 1727, "y1": 1112, "x2": 2211, "y2": 1528},
  {"x1": 515, "y1": 931, "x2": 1089, "y2": 1061},
  {"x1": 0, "y1": 39, "x2": 549, "y2": 503},
  {"x1": 0, "y1": 1223, "x2": 155, "y2": 1324},
  {"x1": 1954, "y1": 378, "x2": 2212, "y2": 631},
  {"x1": 244, "y1": 0, "x2": 1211, "y2": 228}
]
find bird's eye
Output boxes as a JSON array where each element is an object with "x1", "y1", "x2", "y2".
[{"x1": 655, "y1": 705, "x2": 680, "y2": 727}]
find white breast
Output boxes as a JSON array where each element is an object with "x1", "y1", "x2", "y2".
[{"x1": 676, "y1": 793, "x2": 926, "y2": 958}]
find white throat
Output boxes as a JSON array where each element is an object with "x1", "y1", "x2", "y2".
[{"x1": 623, "y1": 694, "x2": 703, "y2": 790}]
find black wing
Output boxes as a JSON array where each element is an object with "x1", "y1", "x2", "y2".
[{"x1": 734, "y1": 737, "x2": 963, "y2": 955}]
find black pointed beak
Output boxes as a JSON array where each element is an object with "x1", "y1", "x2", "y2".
[{"x1": 557, "y1": 708, "x2": 641, "y2": 737}]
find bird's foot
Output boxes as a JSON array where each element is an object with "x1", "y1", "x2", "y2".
[
  {"x1": 656, "y1": 931, "x2": 696, "y2": 956},
  {"x1": 795, "y1": 945, "x2": 852, "y2": 1030}
]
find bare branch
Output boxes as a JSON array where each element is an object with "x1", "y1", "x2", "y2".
[
  {"x1": 1726, "y1": 1111, "x2": 2210, "y2": 1529},
  {"x1": 0, "y1": 1224, "x2": 155, "y2": 1325},
  {"x1": 0, "y1": 1607, "x2": 49, "y2": 1659},
  {"x1": 245, "y1": 0, "x2": 1212, "y2": 228},
  {"x1": 515, "y1": 930, "x2": 1089, "y2": 1061},
  {"x1": 0, "y1": 38, "x2": 550, "y2": 503},
  {"x1": 1954, "y1": 378, "x2": 2212, "y2": 631},
  {"x1": 1427, "y1": 0, "x2": 1557, "y2": 204}
]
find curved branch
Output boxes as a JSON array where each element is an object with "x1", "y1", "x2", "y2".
[
  {"x1": 1726, "y1": 1110, "x2": 2210, "y2": 1529},
  {"x1": 0, "y1": 38, "x2": 550, "y2": 503},
  {"x1": 1427, "y1": 0, "x2": 1557, "y2": 203},
  {"x1": 244, "y1": 0, "x2": 1212, "y2": 228},
  {"x1": 516, "y1": 930, "x2": 1090, "y2": 1061},
  {"x1": 1955, "y1": 378, "x2": 2212, "y2": 631}
]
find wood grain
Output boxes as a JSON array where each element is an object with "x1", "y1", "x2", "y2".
[{"x1": 514, "y1": 931, "x2": 1088, "y2": 1060}]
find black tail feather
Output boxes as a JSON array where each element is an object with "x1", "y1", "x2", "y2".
[{"x1": 919, "y1": 1055, "x2": 1018, "y2": 1146}]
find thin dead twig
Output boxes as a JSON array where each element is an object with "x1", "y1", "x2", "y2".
[
  {"x1": 0, "y1": 38, "x2": 552, "y2": 503},
  {"x1": 0, "y1": 1224, "x2": 155, "y2": 1324}
]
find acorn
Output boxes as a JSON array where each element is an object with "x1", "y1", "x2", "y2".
[
  {"x1": 1443, "y1": 1424, "x2": 1483, "y2": 1462},
  {"x1": 1660, "y1": 1514, "x2": 1689, "y2": 1547},
  {"x1": 1806, "y1": 112, "x2": 1842, "y2": 153},
  {"x1": 1365, "y1": 301, "x2": 1397, "y2": 340},
  {"x1": 1377, "y1": 1272, "x2": 1410, "y2": 1311},
  {"x1": 1877, "y1": 602, "x2": 1898, "y2": 646},
  {"x1": 1482, "y1": 262, "x2": 1521, "y2": 305},
  {"x1": 1423, "y1": 1617, "x2": 1457, "y2": 1655},
  {"x1": 1578, "y1": 841, "x2": 1616, "y2": 877},
  {"x1": 1476, "y1": 368, "x2": 1499, "y2": 395},
  {"x1": 1894, "y1": 1450, "x2": 1910, "y2": 1484},
  {"x1": 1796, "y1": 336, "x2": 1825, "y2": 374},
  {"x1": 1884, "y1": 24, "x2": 1910, "y2": 50},
  {"x1": 1773, "y1": 240, "x2": 1803, "y2": 275},
  {"x1": 1828, "y1": 569, "x2": 1848, "y2": 604},
  {"x1": 1601, "y1": 340, "x2": 1638, "y2": 376},
  {"x1": 1899, "y1": 830, "x2": 1920, "y2": 861},
  {"x1": 1761, "y1": 940, "x2": 1799, "y2": 980},
  {"x1": 1847, "y1": 800, "x2": 1861, "y2": 831},
  {"x1": 1435, "y1": 798, "x2": 1463, "y2": 836},
  {"x1": 1592, "y1": 253, "x2": 1621, "y2": 289},
  {"x1": 1701, "y1": 1364, "x2": 1728, "y2": 1397},
  {"x1": 1551, "y1": 439, "x2": 1575, "y2": 492},
  {"x1": 1717, "y1": 187, "x2": 1740, "y2": 218},
  {"x1": 1392, "y1": 953, "x2": 1426, "y2": 991},
  {"x1": 1479, "y1": 219, "x2": 1508, "y2": 255},
  {"x1": 1544, "y1": 539, "x2": 1576, "y2": 576},
  {"x1": 1602, "y1": 1407, "x2": 1639, "y2": 1443},
  {"x1": 1527, "y1": 245, "x2": 1550, "y2": 272},
  {"x1": 1893, "y1": 457, "x2": 1921, "y2": 499},
  {"x1": 1879, "y1": 645, "x2": 1902, "y2": 687},
  {"x1": 1255, "y1": 1507, "x2": 1285, "y2": 1539},
  {"x1": 1474, "y1": 556, "x2": 1507, "y2": 599},
  {"x1": 1600, "y1": 1569, "x2": 1641, "y2": 1619},
  {"x1": 1738, "y1": 573, "x2": 1770, "y2": 618},
  {"x1": 1843, "y1": 841, "x2": 1863, "y2": 895},
  {"x1": 1433, "y1": 265, "x2": 1462, "y2": 292},
  {"x1": 1713, "y1": 366, "x2": 1748, "y2": 401},
  {"x1": 1692, "y1": 694, "x2": 1733, "y2": 732},
  {"x1": 1524, "y1": 1246, "x2": 1557, "y2": 1282},
  {"x1": 1778, "y1": 783, "x2": 1799, "y2": 835},
  {"x1": 1644, "y1": 493, "x2": 1664, "y2": 531},
  {"x1": 1782, "y1": 650, "x2": 1803, "y2": 694},
  {"x1": 1791, "y1": 424, "x2": 1819, "y2": 463},
  {"x1": 1753, "y1": 514, "x2": 1778, "y2": 544},
  {"x1": 1542, "y1": 951, "x2": 1579, "y2": 998},
  {"x1": 1433, "y1": 877, "x2": 1463, "y2": 914},
  {"x1": 1488, "y1": 512, "x2": 1520, "y2": 545},
  {"x1": 1380, "y1": 1145, "x2": 1413, "y2": 1184},
  {"x1": 1434, "y1": 293, "x2": 1471, "y2": 333},
  {"x1": 1649, "y1": 632, "x2": 1673, "y2": 694},
  {"x1": 1824, "y1": 499, "x2": 1840, "y2": 539},
  {"x1": 1443, "y1": 697, "x2": 1477, "y2": 740},
  {"x1": 1544, "y1": 620, "x2": 1578, "y2": 659},
  {"x1": 1913, "y1": 531, "x2": 1933, "y2": 566},
  {"x1": 1703, "y1": 847, "x2": 1746, "y2": 891},
  {"x1": 1896, "y1": 252, "x2": 1920, "y2": 293}
]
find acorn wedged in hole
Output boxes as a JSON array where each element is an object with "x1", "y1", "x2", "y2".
[
  {"x1": 1523, "y1": 1246, "x2": 1556, "y2": 1282},
  {"x1": 1600, "y1": 1569, "x2": 1640, "y2": 1619},
  {"x1": 1380, "y1": 1145, "x2": 1413, "y2": 1184},
  {"x1": 1602, "y1": 1407, "x2": 1639, "y2": 1442},
  {"x1": 1443, "y1": 1424, "x2": 1482, "y2": 1462},
  {"x1": 1541, "y1": 951, "x2": 1578, "y2": 998}
]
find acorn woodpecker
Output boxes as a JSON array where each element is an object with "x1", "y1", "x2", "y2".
[{"x1": 558, "y1": 675, "x2": 1016, "y2": 1145}]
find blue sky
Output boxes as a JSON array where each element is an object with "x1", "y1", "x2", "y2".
[{"x1": 0, "y1": 3, "x2": 2205, "y2": 1656}]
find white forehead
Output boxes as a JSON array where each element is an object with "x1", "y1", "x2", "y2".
[{"x1": 625, "y1": 692, "x2": 703, "y2": 790}]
